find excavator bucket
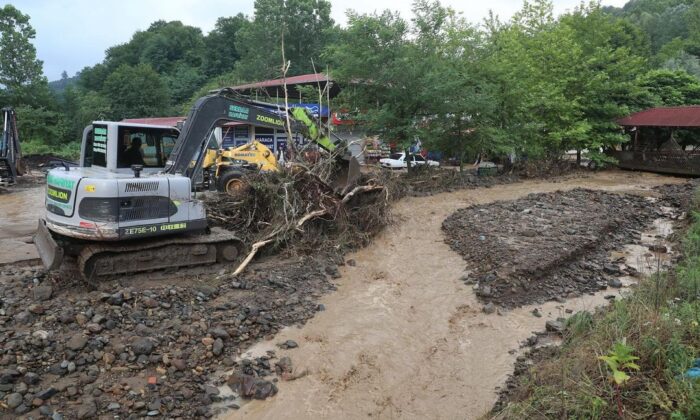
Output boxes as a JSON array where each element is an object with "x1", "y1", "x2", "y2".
[
  {"x1": 331, "y1": 156, "x2": 362, "y2": 194},
  {"x1": 33, "y1": 219, "x2": 64, "y2": 270}
]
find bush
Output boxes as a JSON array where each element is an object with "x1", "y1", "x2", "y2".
[{"x1": 21, "y1": 139, "x2": 80, "y2": 160}]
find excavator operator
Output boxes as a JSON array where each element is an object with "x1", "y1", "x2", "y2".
[{"x1": 122, "y1": 137, "x2": 145, "y2": 166}]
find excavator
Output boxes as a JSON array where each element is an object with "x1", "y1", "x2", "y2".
[
  {"x1": 33, "y1": 88, "x2": 359, "y2": 281},
  {"x1": 202, "y1": 140, "x2": 278, "y2": 195},
  {"x1": 0, "y1": 107, "x2": 24, "y2": 187},
  {"x1": 201, "y1": 105, "x2": 351, "y2": 195}
]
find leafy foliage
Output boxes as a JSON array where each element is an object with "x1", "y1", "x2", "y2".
[
  {"x1": 102, "y1": 64, "x2": 170, "y2": 120},
  {"x1": 599, "y1": 341, "x2": 641, "y2": 385},
  {"x1": 10, "y1": 0, "x2": 700, "y2": 161},
  {"x1": 234, "y1": 0, "x2": 336, "y2": 81}
]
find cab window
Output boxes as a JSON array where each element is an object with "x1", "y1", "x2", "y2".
[
  {"x1": 117, "y1": 126, "x2": 179, "y2": 168},
  {"x1": 84, "y1": 125, "x2": 108, "y2": 167}
]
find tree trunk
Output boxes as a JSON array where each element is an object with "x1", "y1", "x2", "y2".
[
  {"x1": 576, "y1": 149, "x2": 581, "y2": 166},
  {"x1": 405, "y1": 147, "x2": 412, "y2": 174},
  {"x1": 459, "y1": 149, "x2": 466, "y2": 172}
]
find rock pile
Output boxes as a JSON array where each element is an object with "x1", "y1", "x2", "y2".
[
  {"x1": 0, "y1": 256, "x2": 339, "y2": 418},
  {"x1": 443, "y1": 185, "x2": 692, "y2": 307}
]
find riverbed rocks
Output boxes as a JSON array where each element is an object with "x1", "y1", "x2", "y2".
[
  {"x1": 227, "y1": 371, "x2": 278, "y2": 400},
  {"x1": 443, "y1": 185, "x2": 693, "y2": 307},
  {"x1": 0, "y1": 255, "x2": 338, "y2": 418}
]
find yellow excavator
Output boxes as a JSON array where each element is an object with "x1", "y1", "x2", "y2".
[
  {"x1": 202, "y1": 140, "x2": 278, "y2": 195},
  {"x1": 201, "y1": 104, "x2": 348, "y2": 196}
]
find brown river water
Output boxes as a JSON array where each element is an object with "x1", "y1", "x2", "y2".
[{"x1": 223, "y1": 170, "x2": 684, "y2": 420}]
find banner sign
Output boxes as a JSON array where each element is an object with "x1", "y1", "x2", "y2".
[
  {"x1": 255, "y1": 134, "x2": 275, "y2": 150},
  {"x1": 288, "y1": 103, "x2": 330, "y2": 118}
]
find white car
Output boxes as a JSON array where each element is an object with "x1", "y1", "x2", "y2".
[{"x1": 380, "y1": 152, "x2": 440, "y2": 169}]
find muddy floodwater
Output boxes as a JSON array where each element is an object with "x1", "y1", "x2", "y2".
[
  {"x1": 0, "y1": 186, "x2": 43, "y2": 265},
  {"x1": 225, "y1": 170, "x2": 685, "y2": 420}
]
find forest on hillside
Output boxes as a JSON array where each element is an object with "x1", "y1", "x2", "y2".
[{"x1": 3, "y1": 0, "x2": 700, "y2": 161}]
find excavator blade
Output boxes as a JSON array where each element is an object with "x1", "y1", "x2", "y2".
[
  {"x1": 33, "y1": 219, "x2": 64, "y2": 270},
  {"x1": 331, "y1": 156, "x2": 362, "y2": 194}
]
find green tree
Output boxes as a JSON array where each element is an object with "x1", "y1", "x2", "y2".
[
  {"x1": 15, "y1": 105, "x2": 66, "y2": 145},
  {"x1": 638, "y1": 68, "x2": 700, "y2": 105},
  {"x1": 102, "y1": 64, "x2": 170, "y2": 119},
  {"x1": 412, "y1": 1, "x2": 503, "y2": 168},
  {"x1": 487, "y1": 0, "x2": 582, "y2": 158},
  {"x1": 77, "y1": 63, "x2": 110, "y2": 92},
  {"x1": 560, "y1": 2, "x2": 649, "y2": 160},
  {"x1": 327, "y1": 9, "x2": 413, "y2": 147},
  {"x1": 164, "y1": 63, "x2": 206, "y2": 105},
  {"x1": 104, "y1": 21, "x2": 205, "y2": 73},
  {"x1": 486, "y1": 1, "x2": 648, "y2": 162},
  {"x1": 202, "y1": 14, "x2": 248, "y2": 77},
  {"x1": 0, "y1": 5, "x2": 51, "y2": 107},
  {"x1": 235, "y1": 0, "x2": 336, "y2": 81}
]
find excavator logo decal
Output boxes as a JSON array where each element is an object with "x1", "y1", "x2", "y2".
[
  {"x1": 228, "y1": 105, "x2": 249, "y2": 121},
  {"x1": 47, "y1": 186, "x2": 70, "y2": 203},
  {"x1": 47, "y1": 174, "x2": 75, "y2": 190},
  {"x1": 255, "y1": 114, "x2": 285, "y2": 127}
]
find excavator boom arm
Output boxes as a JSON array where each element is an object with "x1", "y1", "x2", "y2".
[
  {"x1": 164, "y1": 89, "x2": 357, "y2": 188},
  {"x1": 164, "y1": 88, "x2": 287, "y2": 176}
]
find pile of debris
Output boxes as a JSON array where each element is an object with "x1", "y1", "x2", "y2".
[
  {"x1": 386, "y1": 167, "x2": 520, "y2": 197},
  {"x1": 0, "y1": 255, "x2": 343, "y2": 418},
  {"x1": 205, "y1": 169, "x2": 396, "y2": 271},
  {"x1": 442, "y1": 185, "x2": 692, "y2": 307}
]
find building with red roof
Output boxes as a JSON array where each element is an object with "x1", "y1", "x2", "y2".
[{"x1": 614, "y1": 106, "x2": 700, "y2": 175}]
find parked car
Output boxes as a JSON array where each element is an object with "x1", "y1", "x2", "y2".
[{"x1": 379, "y1": 152, "x2": 440, "y2": 169}]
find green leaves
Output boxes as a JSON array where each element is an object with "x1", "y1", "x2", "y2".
[
  {"x1": 599, "y1": 341, "x2": 641, "y2": 385},
  {"x1": 637, "y1": 69, "x2": 700, "y2": 106},
  {"x1": 234, "y1": 0, "x2": 336, "y2": 81},
  {"x1": 102, "y1": 64, "x2": 170, "y2": 120}
]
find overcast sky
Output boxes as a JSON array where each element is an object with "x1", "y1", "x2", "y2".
[{"x1": 14, "y1": 0, "x2": 629, "y2": 81}]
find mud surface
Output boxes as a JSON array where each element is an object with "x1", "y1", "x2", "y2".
[
  {"x1": 442, "y1": 185, "x2": 693, "y2": 307},
  {"x1": 0, "y1": 186, "x2": 43, "y2": 265}
]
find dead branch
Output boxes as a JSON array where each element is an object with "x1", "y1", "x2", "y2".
[
  {"x1": 232, "y1": 238, "x2": 275, "y2": 276},
  {"x1": 295, "y1": 209, "x2": 328, "y2": 232},
  {"x1": 341, "y1": 185, "x2": 386, "y2": 204}
]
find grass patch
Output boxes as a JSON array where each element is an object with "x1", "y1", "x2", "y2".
[
  {"x1": 493, "y1": 190, "x2": 700, "y2": 419},
  {"x1": 21, "y1": 140, "x2": 80, "y2": 160}
]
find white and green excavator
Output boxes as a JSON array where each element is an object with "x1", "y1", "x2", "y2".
[{"x1": 33, "y1": 88, "x2": 359, "y2": 281}]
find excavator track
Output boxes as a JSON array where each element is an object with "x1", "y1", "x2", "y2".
[{"x1": 77, "y1": 227, "x2": 243, "y2": 282}]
